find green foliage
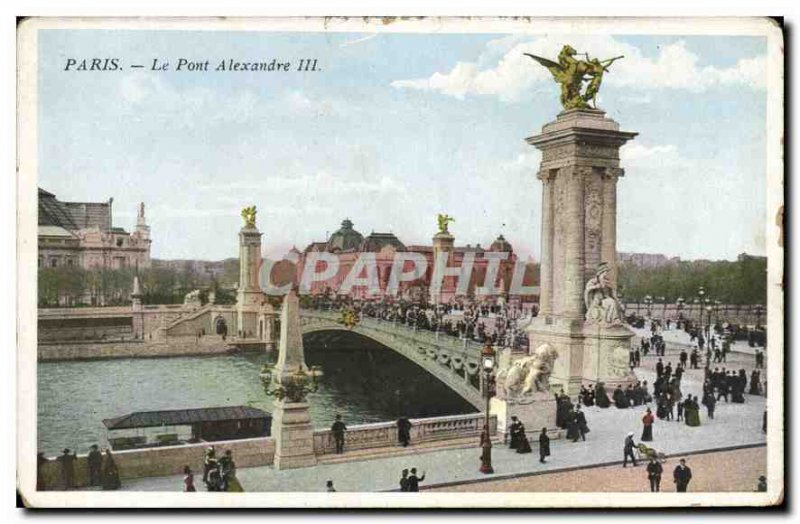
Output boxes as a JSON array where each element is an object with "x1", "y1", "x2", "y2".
[
  {"x1": 37, "y1": 262, "x2": 241, "y2": 307},
  {"x1": 617, "y1": 255, "x2": 767, "y2": 305}
]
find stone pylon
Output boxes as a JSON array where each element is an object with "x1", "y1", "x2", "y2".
[
  {"x1": 430, "y1": 230, "x2": 455, "y2": 304},
  {"x1": 236, "y1": 219, "x2": 264, "y2": 339},
  {"x1": 270, "y1": 290, "x2": 317, "y2": 469},
  {"x1": 525, "y1": 108, "x2": 638, "y2": 396}
]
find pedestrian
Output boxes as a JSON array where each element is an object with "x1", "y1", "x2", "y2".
[
  {"x1": 396, "y1": 417, "x2": 412, "y2": 447},
  {"x1": 87, "y1": 444, "x2": 103, "y2": 487},
  {"x1": 183, "y1": 466, "x2": 196, "y2": 492},
  {"x1": 646, "y1": 458, "x2": 663, "y2": 492},
  {"x1": 101, "y1": 449, "x2": 120, "y2": 490},
  {"x1": 706, "y1": 392, "x2": 716, "y2": 419},
  {"x1": 539, "y1": 427, "x2": 551, "y2": 463},
  {"x1": 623, "y1": 432, "x2": 637, "y2": 468},
  {"x1": 326, "y1": 480, "x2": 336, "y2": 492},
  {"x1": 516, "y1": 421, "x2": 532, "y2": 453},
  {"x1": 756, "y1": 475, "x2": 767, "y2": 492},
  {"x1": 37, "y1": 452, "x2": 48, "y2": 491},
  {"x1": 673, "y1": 458, "x2": 692, "y2": 492},
  {"x1": 331, "y1": 414, "x2": 347, "y2": 454},
  {"x1": 203, "y1": 446, "x2": 216, "y2": 484},
  {"x1": 219, "y1": 449, "x2": 243, "y2": 492},
  {"x1": 407, "y1": 467, "x2": 425, "y2": 492},
  {"x1": 676, "y1": 399, "x2": 684, "y2": 422},
  {"x1": 641, "y1": 408, "x2": 655, "y2": 441},
  {"x1": 399, "y1": 469, "x2": 410, "y2": 492},
  {"x1": 575, "y1": 406, "x2": 589, "y2": 442},
  {"x1": 56, "y1": 448, "x2": 76, "y2": 490},
  {"x1": 509, "y1": 416, "x2": 522, "y2": 450}
]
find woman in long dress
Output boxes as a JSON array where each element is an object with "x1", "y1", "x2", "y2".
[
  {"x1": 219, "y1": 450, "x2": 244, "y2": 492},
  {"x1": 516, "y1": 423, "x2": 532, "y2": 454},
  {"x1": 641, "y1": 408, "x2": 655, "y2": 441},
  {"x1": 684, "y1": 396, "x2": 702, "y2": 427},
  {"x1": 595, "y1": 383, "x2": 610, "y2": 408},
  {"x1": 101, "y1": 449, "x2": 120, "y2": 490}
]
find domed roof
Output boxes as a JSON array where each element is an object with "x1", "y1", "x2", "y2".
[
  {"x1": 326, "y1": 219, "x2": 364, "y2": 252},
  {"x1": 490, "y1": 234, "x2": 513, "y2": 253}
]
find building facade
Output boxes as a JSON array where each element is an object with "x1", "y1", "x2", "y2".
[
  {"x1": 292, "y1": 218, "x2": 530, "y2": 302},
  {"x1": 38, "y1": 188, "x2": 152, "y2": 271}
]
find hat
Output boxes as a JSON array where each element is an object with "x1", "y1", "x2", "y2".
[
  {"x1": 62, "y1": 448, "x2": 70, "y2": 454},
  {"x1": 759, "y1": 475, "x2": 766, "y2": 480},
  {"x1": 627, "y1": 432, "x2": 634, "y2": 437}
]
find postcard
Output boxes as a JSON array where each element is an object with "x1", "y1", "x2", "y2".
[{"x1": 17, "y1": 16, "x2": 784, "y2": 508}]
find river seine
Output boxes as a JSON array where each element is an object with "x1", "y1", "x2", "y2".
[{"x1": 37, "y1": 335, "x2": 476, "y2": 455}]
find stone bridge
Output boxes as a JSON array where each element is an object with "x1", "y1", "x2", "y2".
[{"x1": 299, "y1": 309, "x2": 486, "y2": 409}]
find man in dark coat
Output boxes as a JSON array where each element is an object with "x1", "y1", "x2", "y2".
[
  {"x1": 647, "y1": 458, "x2": 663, "y2": 492},
  {"x1": 539, "y1": 427, "x2": 550, "y2": 463},
  {"x1": 613, "y1": 385, "x2": 628, "y2": 409},
  {"x1": 331, "y1": 414, "x2": 347, "y2": 454},
  {"x1": 509, "y1": 416, "x2": 523, "y2": 450},
  {"x1": 87, "y1": 444, "x2": 103, "y2": 487},
  {"x1": 623, "y1": 432, "x2": 637, "y2": 467},
  {"x1": 673, "y1": 459, "x2": 693, "y2": 492},
  {"x1": 574, "y1": 406, "x2": 588, "y2": 442},
  {"x1": 656, "y1": 359, "x2": 664, "y2": 378},
  {"x1": 705, "y1": 392, "x2": 716, "y2": 419},
  {"x1": 407, "y1": 468, "x2": 425, "y2": 492},
  {"x1": 397, "y1": 417, "x2": 412, "y2": 447},
  {"x1": 56, "y1": 448, "x2": 76, "y2": 490}
]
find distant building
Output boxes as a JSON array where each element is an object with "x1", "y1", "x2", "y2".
[
  {"x1": 617, "y1": 252, "x2": 680, "y2": 268},
  {"x1": 38, "y1": 188, "x2": 152, "y2": 271},
  {"x1": 293, "y1": 218, "x2": 532, "y2": 302}
]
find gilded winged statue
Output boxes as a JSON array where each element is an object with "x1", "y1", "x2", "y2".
[
  {"x1": 525, "y1": 45, "x2": 623, "y2": 110},
  {"x1": 437, "y1": 213, "x2": 455, "y2": 234},
  {"x1": 241, "y1": 205, "x2": 257, "y2": 227}
]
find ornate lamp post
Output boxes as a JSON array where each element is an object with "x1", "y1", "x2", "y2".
[
  {"x1": 705, "y1": 305, "x2": 713, "y2": 338},
  {"x1": 643, "y1": 295, "x2": 653, "y2": 317},
  {"x1": 754, "y1": 304, "x2": 764, "y2": 328},
  {"x1": 696, "y1": 286, "x2": 706, "y2": 331},
  {"x1": 479, "y1": 344, "x2": 496, "y2": 474},
  {"x1": 260, "y1": 365, "x2": 320, "y2": 403},
  {"x1": 676, "y1": 296, "x2": 685, "y2": 321}
]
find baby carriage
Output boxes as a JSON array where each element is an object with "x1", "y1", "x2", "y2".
[{"x1": 636, "y1": 443, "x2": 667, "y2": 463}]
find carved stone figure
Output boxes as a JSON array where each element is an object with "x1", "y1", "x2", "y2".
[
  {"x1": 584, "y1": 262, "x2": 625, "y2": 325},
  {"x1": 241, "y1": 205, "x2": 257, "y2": 227},
  {"x1": 525, "y1": 46, "x2": 623, "y2": 110},
  {"x1": 436, "y1": 213, "x2": 454, "y2": 234},
  {"x1": 495, "y1": 343, "x2": 559, "y2": 401}
]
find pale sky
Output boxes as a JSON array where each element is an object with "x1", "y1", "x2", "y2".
[{"x1": 37, "y1": 30, "x2": 768, "y2": 261}]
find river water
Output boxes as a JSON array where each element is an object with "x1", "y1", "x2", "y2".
[{"x1": 37, "y1": 334, "x2": 476, "y2": 455}]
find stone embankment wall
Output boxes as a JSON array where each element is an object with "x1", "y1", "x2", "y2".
[
  {"x1": 36, "y1": 414, "x2": 499, "y2": 490},
  {"x1": 38, "y1": 335, "x2": 233, "y2": 361},
  {"x1": 38, "y1": 437, "x2": 276, "y2": 490}
]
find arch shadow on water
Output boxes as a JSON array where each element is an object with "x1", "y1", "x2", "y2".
[{"x1": 303, "y1": 330, "x2": 478, "y2": 421}]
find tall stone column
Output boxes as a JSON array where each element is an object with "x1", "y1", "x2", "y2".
[
  {"x1": 601, "y1": 168, "x2": 622, "y2": 288},
  {"x1": 537, "y1": 170, "x2": 555, "y2": 317},
  {"x1": 131, "y1": 275, "x2": 143, "y2": 339},
  {"x1": 236, "y1": 219, "x2": 264, "y2": 339},
  {"x1": 525, "y1": 108, "x2": 637, "y2": 395},
  {"x1": 271, "y1": 290, "x2": 317, "y2": 469},
  {"x1": 563, "y1": 166, "x2": 586, "y2": 321},
  {"x1": 430, "y1": 230, "x2": 455, "y2": 304}
]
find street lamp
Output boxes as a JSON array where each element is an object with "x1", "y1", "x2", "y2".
[
  {"x1": 754, "y1": 304, "x2": 764, "y2": 328},
  {"x1": 676, "y1": 297, "x2": 685, "y2": 321},
  {"x1": 696, "y1": 286, "x2": 706, "y2": 332},
  {"x1": 657, "y1": 296, "x2": 667, "y2": 321},
  {"x1": 479, "y1": 344, "x2": 496, "y2": 474},
  {"x1": 643, "y1": 295, "x2": 653, "y2": 317}
]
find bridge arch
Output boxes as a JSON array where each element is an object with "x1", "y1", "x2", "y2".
[{"x1": 299, "y1": 312, "x2": 484, "y2": 409}]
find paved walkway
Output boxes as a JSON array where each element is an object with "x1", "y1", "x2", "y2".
[
  {"x1": 427, "y1": 445, "x2": 767, "y2": 492},
  {"x1": 116, "y1": 332, "x2": 768, "y2": 493},
  {"x1": 630, "y1": 325, "x2": 764, "y2": 358}
]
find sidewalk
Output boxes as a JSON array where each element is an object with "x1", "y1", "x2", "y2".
[{"x1": 631, "y1": 326, "x2": 763, "y2": 357}]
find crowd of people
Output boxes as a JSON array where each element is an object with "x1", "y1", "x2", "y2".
[
  {"x1": 198, "y1": 446, "x2": 242, "y2": 492},
  {"x1": 307, "y1": 294, "x2": 534, "y2": 352},
  {"x1": 37, "y1": 445, "x2": 120, "y2": 491}
]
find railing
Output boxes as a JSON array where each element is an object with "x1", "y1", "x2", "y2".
[{"x1": 313, "y1": 412, "x2": 496, "y2": 456}]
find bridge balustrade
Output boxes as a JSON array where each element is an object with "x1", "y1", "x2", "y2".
[{"x1": 312, "y1": 413, "x2": 497, "y2": 456}]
